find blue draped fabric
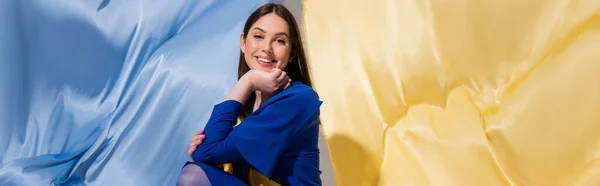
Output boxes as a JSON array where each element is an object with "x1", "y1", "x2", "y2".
[{"x1": 0, "y1": 0, "x2": 279, "y2": 185}]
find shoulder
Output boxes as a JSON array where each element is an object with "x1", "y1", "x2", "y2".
[
  {"x1": 256, "y1": 82, "x2": 322, "y2": 113},
  {"x1": 284, "y1": 82, "x2": 319, "y2": 98},
  {"x1": 271, "y1": 82, "x2": 320, "y2": 105}
]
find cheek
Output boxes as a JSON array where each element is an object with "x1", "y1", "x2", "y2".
[
  {"x1": 275, "y1": 47, "x2": 291, "y2": 61},
  {"x1": 243, "y1": 42, "x2": 256, "y2": 58},
  {"x1": 243, "y1": 50, "x2": 255, "y2": 69},
  {"x1": 243, "y1": 50, "x2": 252, "y2": 61},
  {"x1": 243, "y1": 41, "x2": 252, "y2": 54}
]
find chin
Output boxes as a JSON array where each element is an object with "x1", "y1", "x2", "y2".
[
  {"x1": 248, "y1": 64, "x2": 272, "y2": 72},
  {"x1": 257, "y1": 67, "x2": 273, "y2": 72},
  {"x1": 251, "y1": 61, "x2": 280, "y2": 71}
]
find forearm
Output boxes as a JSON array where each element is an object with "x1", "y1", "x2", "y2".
[
  {"x1": 192, "y1": 137, "x2": 243, "y2": 164},
  {"x1": 224, "y1": 74, "x2": 254, "y2": 104},
  {"x1": 192, "y1": 79, "x2": 250, "y2": 163},
  {"x1": 193, "y1": 107, "x2": 243, "y2": 164}
]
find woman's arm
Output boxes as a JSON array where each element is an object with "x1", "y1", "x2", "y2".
[
  {"x1": 190, "y1": 74, "x2": 253, "y2": 164},
  {"x1": 191, "y1": 100, "x2": 244, "y2": 164},
  {"x1": 225, "y1": 68, "x2": 290, "y2": 104},
  {"x1": 192, "y1": 69, "x2": 291, "y2": 164},
  {"x1": 193, "y1": 84, "x2": 322, "y2": 177},
  {"x1": 223, "y1": 74, "x2": 254, "y2": 105}
]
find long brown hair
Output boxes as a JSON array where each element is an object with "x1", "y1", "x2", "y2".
[{"x1": 238, "y1": 3, "x2": 313, "y2": 119}]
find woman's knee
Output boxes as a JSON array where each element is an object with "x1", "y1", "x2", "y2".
[{"x1": 177, "y1": 163, "x2": 211, "y2": 186}]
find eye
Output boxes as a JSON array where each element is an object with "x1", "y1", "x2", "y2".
[
  {"x1": 276, "y1": 39, "x2": 286, "y2": 44},
  {"x1": 253, "y1": 35, "x2": 263, "y2": 39}
]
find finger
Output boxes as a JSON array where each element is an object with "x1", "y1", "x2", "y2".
[
  {"x1": 196, "y1": 139, "x2": 204, "y2": 145},
  {"x1": 271, "y1": 68, "x2": 282, "y2": 78},
  {"x1": 192, "y1": 135, "x2": 199, "y2": 142},
  {"x1": 196, "y1": 130, "x2": 202, "y2": 135},
  {"x1": 188, "y1": 145, "x2": 197, "y2": 155},
  {"x1": 281, "y1": 77, "x2": 290, "y2": 87},
  {"x1": 285, "y1": 81, "x2": 291, "y2": 89},
  {"x1": 195, "y1": 136, "x2": 205, "y2": 144},
  {"x1": 200, "y1": 129, "x2": 205, "y2": 134},
  {"x1": 282, "y1": 75, "x2": 290, "y2": 87},
  {"x1": 284, "y1": 75, "x2": 290, "y2": 84},
  {"x1": 276, "y1": 71, "x2": 287, "y2": 83},
  {"x1": 188, "y1": 148, "x2": 194, "y2": 156},
  {"x1": 194, "y1": 131, "x2": 205, "y2": 140}
]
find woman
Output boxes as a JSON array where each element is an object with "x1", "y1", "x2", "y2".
[{"x1": 177, "y1": 3, "x2": 323, "y2": 186}]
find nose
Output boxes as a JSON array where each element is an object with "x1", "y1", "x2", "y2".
[{"x1": 261, "y1": 40, "x2": 273, "y2": 54}]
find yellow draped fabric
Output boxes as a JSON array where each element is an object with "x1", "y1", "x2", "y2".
[{"x1": 302, "y1": 0, "x2": 600, "y2": 185}]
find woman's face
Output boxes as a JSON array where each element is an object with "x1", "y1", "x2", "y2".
[{"x1": 241, "y1": 13, "x2": 292, "y2": 72}]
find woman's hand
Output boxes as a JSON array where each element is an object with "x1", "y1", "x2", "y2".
[
  {"x1": 223, "y1": 68, "x2": 291, "y2": 104},
  {"x1": 248, "y1": 68, "x2": 291, "y2": 94},
  {"x1": 188, "y1": 129, "x2": 206, "y2": 159}
]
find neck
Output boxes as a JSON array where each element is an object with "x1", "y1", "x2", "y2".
[{"x1": 253, "y1": 91, "x2": 272, "y2": 111}]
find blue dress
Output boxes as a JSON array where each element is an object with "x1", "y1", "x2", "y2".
[{"x1": 186, "y1": 82, "x2": 323, "y2": 186}]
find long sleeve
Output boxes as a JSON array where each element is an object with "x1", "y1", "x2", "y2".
[
  {"x1": 191, "y1": 83, "x2": 323, "y2": 178},
  {"x1": 191, "y1": 100, "x2": 244, "y2": 164}
]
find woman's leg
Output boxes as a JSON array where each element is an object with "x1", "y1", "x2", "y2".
[{"x1": 177, "y1": 164, "x2": 212, "y2": 186}]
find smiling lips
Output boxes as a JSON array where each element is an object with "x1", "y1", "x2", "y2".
[{"x1": 255, "y1": 55, "x2": 276, "y2": 67}]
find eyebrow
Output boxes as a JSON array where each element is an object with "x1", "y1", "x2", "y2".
[{"x1": 252, "y1": 27, "x2": 289, "y2": 38}]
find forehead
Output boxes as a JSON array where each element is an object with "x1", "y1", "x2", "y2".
[{"x1": 251, "y1": 13, "x2": 289, "y2": 34}]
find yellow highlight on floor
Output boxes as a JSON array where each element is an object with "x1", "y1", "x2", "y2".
[{"x1": 302, "y1": 0, "x2": 600, "y2": 185}]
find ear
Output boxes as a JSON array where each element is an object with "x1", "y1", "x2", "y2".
[{"x1": 240, "y1": 32, "x2": 246, "y2": 53}]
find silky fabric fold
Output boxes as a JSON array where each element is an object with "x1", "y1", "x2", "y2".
[
  {"x1": 0, "y1": 0, "x2": 280, "y2": 185},
  {"x1": 303, "y1": 0, "x2": 600, "y2": 185}
]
